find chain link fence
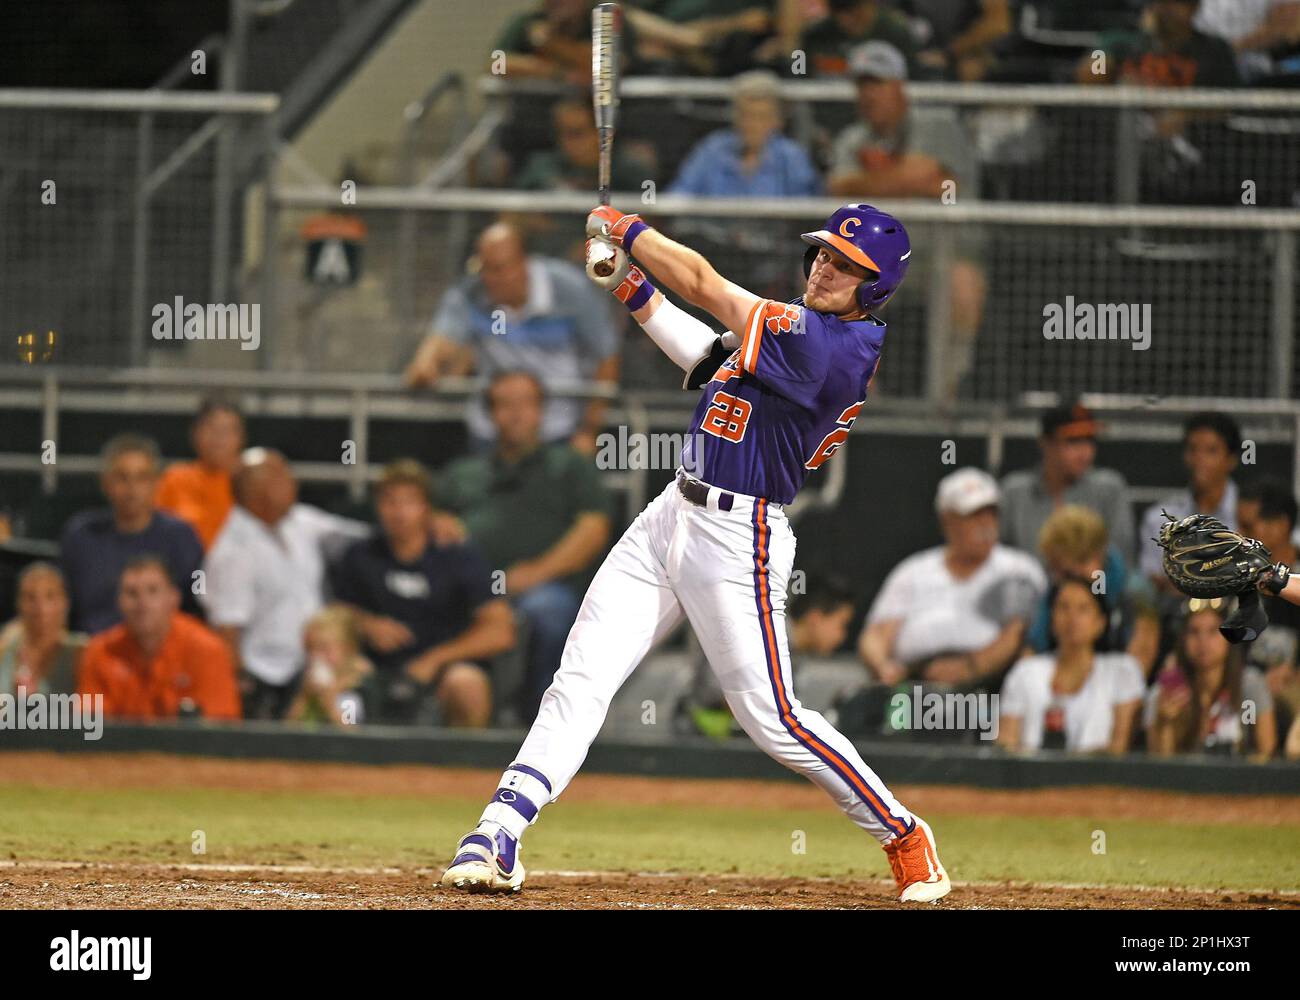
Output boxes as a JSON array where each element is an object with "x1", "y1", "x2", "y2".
[
  {"x1": 0, "y1": 90, "x2": 277, "y2": 368},
  {"x1": 2, "y1": 81, "x2": 1297, "y2": 406},
  {"x1": 269, "y1": 188, "x2": 1300, "y2": 403},
  {"x1": 482, "y1": 77, "x2": 1300, "y2": 208}
]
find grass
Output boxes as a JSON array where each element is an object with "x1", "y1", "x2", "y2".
[{"x1": 2, "y1": 783, "x2": 1298, "y2": 892}]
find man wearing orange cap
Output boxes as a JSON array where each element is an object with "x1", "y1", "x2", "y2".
[{"x1": 1000, "y1": 402, "x2": 1134, "y2": 568}]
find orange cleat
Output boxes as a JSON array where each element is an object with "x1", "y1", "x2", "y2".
[{"x1": 883, "y1": 816, "x2": 951, "y2": 903}]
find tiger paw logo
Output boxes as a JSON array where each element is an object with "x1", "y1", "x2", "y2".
[{"x1": 764, "y1": 303, "x2": 803, "y2": 336}]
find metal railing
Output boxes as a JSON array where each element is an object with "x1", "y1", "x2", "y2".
[
  {"x1": 480, "y1": 76, "x2": 1300, "y2": 206},
  {"x1": 4, "y1": 80, "x2": 1298, "y2": 410},
  {"x1": 270, "y1": 187, "x2": 1300, "y2": 404},
  {"x1": 0, "y1": 368, "x2": 1295, "y2": 529}
]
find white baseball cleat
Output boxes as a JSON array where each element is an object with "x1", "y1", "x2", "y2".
[
  {"x1": 440, "y1": 829, "x2": 526, "y2": 894},
  {"x1": 883, "y1": 815, "x2": 951, "y2": 903}
]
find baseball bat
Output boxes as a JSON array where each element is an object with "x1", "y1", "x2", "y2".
[{"x1": 590, "y1": 2, "x2": 622, "y2": 277}]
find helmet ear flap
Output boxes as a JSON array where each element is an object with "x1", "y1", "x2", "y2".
[{"x1": 802, "y1": 244, "x2": 818, "y2": 279}]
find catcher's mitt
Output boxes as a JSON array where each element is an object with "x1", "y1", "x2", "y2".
[
  {"x1": 1155, "y1": 511, "x2": 1273, "y2": 598},
  {"x1": 1153, "y1": 511, "x2": 1282, "y2": 642}
]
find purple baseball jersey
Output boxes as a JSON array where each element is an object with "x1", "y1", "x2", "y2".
[{"x1": 680, "y1": 297, "x2": 885, "y2": 504}]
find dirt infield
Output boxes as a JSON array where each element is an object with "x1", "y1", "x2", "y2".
[
  {"x1": 2, "y1": 861, "x2": 1295, "y2": 910},
  {"x1": 3, "y1": 752, "x2": 1298, "y2": 910}
]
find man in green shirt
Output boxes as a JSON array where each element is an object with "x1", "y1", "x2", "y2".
[
  {"x1": 514, "y1": 97, "x2": 656, "y2": 194},
  {"x1": 800, "y1": 0, "x2": 919, "y2": 77},
  {"x1": 440, "y1": 371, "x2": 613, "y2": 719}
]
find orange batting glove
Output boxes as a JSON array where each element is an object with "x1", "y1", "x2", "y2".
[
  {"x1": 612, "y1": 263, "x2": 655, "y2": 310},
  {"x1": 586, "y1": 205, "x2": 648, "y2": 250}
]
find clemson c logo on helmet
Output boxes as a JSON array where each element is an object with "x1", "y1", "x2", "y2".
[{"x1": 839, "y1": 217, "x2": 861, "y2": 238}]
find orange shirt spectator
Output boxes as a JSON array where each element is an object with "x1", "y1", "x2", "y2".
[
  {"x1": 77, "y1": 555, "x2": 240, "y2": 721},
  {"x1": 156, "y1": 462, "x2": 234, "y2": 550},
  {"x1": 155, "y1": 396, "x2": 245, "y2": 550}
]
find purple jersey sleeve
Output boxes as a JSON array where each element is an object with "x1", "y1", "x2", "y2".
[{"x1": 737, "y1": 299, "x2": 830, "y2": 409}]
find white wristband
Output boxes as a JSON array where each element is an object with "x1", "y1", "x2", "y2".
[{"x1": 639, "y1": 296, "x2": 721, "y2": 373}]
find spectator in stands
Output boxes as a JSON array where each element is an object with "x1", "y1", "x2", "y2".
[
  {"x1": 515, "y1": 96, "x2": 657, "y2": 195},
  {"x1": 627, "y1": 1, "x2": 779, "y2": 77},
  {"x1": 827, "y1": 42, "x2": 962, "y2": 200},
  {"x1": 859, "y1": 468, "x2": 1046, "y2": 688},
  {"x1": 77, "y1": 555, "x2": 240, "y2": 721},
  {"x1": 61, "y1": 434, "x2": 204, "y2": 635},
  {"x1": 800, "y1": 0, "x2": 918, "y2": 77},
  {"x1": 900, "y1": 0, "x2": 1013, "y2": 82},
  {"x1": 1026, "y1": 505, "x2": 1160, "y2": 677},
  {"x1": 491, "y1": 0, "x2": 603, "y2": 85},
  {"x1": 1138, "y1": 412, "x2": 1241, "y2": 594},
  {"x1": 827, "y1": 40, "x2": 985, "y2": 401},
  {"x1": 682, "y1": 574, "x2": 857, "y2": 740},
  {"x1": 1146, "y1": 599, "x2": 1277, "y2": 759},
  {"x1": 1081, "y1": 2, "x2": 1243, "y2": 202},
  {"x1": 438, "y1": 372, "x2": 612, "y2": 720},
  {"x1": 404, "y1": 222, "x2": 620, "y2": 456},
  {"x1": 998, "y1": 576, "x2": 1145, "y2": 754},
  {"x1": 331, "y1": 460, "x2": 514, "y2": 727},
  {"x1": 286, "y1": 607, "x2": 374, "y2": 727},
  {"x1": 1194, "y1": 0, "x2": 1300, "y2": 83},
  {"x1": 0, "y1": 562, "x2": 84, "y2": 696},
  {"x1": 668, "y1": 70, "x2": 821, "y2": 197},
  {"x1": 1079, "y1": 0, "x2": 1241, "y2": 87},
  {"x1": 1236, "y1": 478, "x2": 1300, "y2": 751},
  {"x1": 155, "y1": 395, "x2": 245, "y2": 550},
  {"x1": 1000, "y1": 402, "x2": 1134, "y2": 567},
  {"x1": 201, "y1": 449, "x2": 371, "y2": 721}
]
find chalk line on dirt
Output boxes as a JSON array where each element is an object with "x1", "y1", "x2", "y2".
[{"x1": 0, "y1": 859, "x2": 1293, "y2": 896}]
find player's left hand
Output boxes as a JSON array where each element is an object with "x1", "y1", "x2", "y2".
[{"x1": 586, "y1": 205, "x2": 642, "y2": 246}]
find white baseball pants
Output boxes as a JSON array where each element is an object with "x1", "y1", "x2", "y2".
[{"x1": 510, "y1": 475, "x2": 916, "y2": 844}]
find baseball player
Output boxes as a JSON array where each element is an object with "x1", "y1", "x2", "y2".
[{"x1": 440, "y1": 203, "x2": 950, "y2": 903}]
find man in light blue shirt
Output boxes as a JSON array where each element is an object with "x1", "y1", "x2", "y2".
[
  {"x1": 669, "y1": 70, "x2": 821, "y2": 198},
  {"x1": 404, "y1": 222, "x2": 621, "y2": 452}
]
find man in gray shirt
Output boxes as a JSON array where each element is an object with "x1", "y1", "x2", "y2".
[
  {"x1": 1000, "y1": 403, "x2": 1134, "y2": 568},
  {"x1": 826, "y1": 40, "x2": 986, "y2": 401},
  {"x1": 404, "y1": 222, "x2": 621, "y2": 454}
]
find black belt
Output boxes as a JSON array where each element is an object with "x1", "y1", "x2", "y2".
[{"x1": 676, "y1": 472, "x2": 735, "y2": 512}]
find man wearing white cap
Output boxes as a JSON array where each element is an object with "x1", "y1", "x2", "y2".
[{"x1": 858, "y1": 467, "x2": 1046, "y2": 688}]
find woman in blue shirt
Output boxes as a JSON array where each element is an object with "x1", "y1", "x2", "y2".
[{"x1": 668, "y1": 70, "x2": 822, "y2": 198}]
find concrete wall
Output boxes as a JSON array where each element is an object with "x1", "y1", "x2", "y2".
[{"x1": 288, "y1": 0, "x2": 534, "y2": 184}]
